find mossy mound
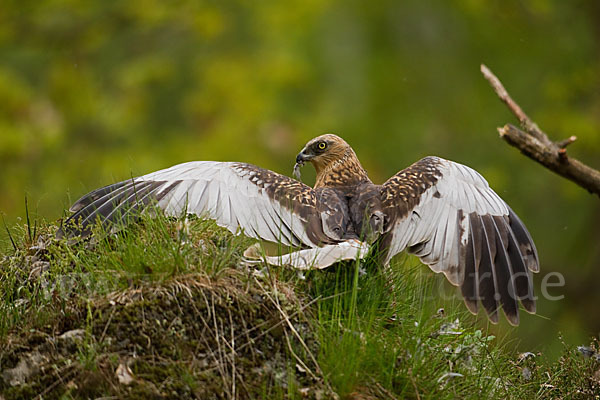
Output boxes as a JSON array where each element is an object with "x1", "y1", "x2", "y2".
[
  {"x1": 1, "y1": 270, "x2": 328, "y2": 399},
  {"x1": 2, "y1": 217, "x2": 600, "y2": 399}
]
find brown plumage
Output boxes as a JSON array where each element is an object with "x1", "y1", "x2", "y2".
[
  {"x1": 60, "y1": 134, "x2": 539, "y2": 325},
  {"x1": 297, "y1": 134, "x2": 370, "y2": 188}
]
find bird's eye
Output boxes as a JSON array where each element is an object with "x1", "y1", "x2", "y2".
[{"x1": 318, "y1": 142, "x2": 327, "y2": 150}]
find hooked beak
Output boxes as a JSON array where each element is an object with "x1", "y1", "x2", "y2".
[
  {"x1": 293, "y1": 148, "x2": 313, "y2": 180},
  {"x1": 295, "y1": 149, "x2": 313, "y2": 163}
]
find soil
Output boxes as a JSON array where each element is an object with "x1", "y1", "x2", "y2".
[{"x1": 0, "y1": 270, "x2": 327, "y2": 399}]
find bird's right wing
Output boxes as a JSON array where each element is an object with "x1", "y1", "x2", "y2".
[{"x1": 59, "y1": 161, "x2": 338, "y2": 248}]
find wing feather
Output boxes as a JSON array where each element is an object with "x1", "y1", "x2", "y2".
[
  {"x1": 491, "y1": 215, "x2": 519, "y2": 325},
  {"x1": 257, "y1": 201, "x2": 287, "y2": 243},
  {"x1": 426, "y1": 201, "x2": 451, "y2": 273},
  {"x1": 461, "y1": 217, "x2": 479, "y2": 314},
  {"x1": 440, "y1": 207, "x2": 460, "y2": 284},
  {"x1": 81, "y1": 182, "x2": 152, "y2": 227},
  {"x1": 69, "y1": 181, "x2": 130, "y2": 213},
  {"x1": 69, "y1": 182, "x2": 136, "y2": 224},
  {"x1": 112, "y1": 182, "x2": 168, "y2": 228},
  {"x1": 59, "y1": 161, "x2": 336, "y2": 248},
  {"x1": 507, "y1": 206, "x2": 539, "y2": 272},
  {"x1": 102, "y1": 181, "x2": 159, "y2": 224},
  {"x1": 504, "y1": 216, "x2": 536, "y2": 313},
  {"x1": 381, "y1": 157, "x2": 539, "y2": 324},
  {"x1": 478, "y1": 215, "x2": 500, "y2": 323}
]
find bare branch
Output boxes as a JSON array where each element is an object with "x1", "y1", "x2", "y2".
[
  {"x1": 481, "y1": 64, "x2": 600, "y2": 197},
  {"x1": 480, "y1": 64, "x2": 550, "y2": 144}
]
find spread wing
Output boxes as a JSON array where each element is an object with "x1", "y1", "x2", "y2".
[
  {"x1": 59, "y1": 161, "x2": 341, "y2": 248},
  {"x1": 380, "y1": 156, "x2": 539, "y2": 325}
]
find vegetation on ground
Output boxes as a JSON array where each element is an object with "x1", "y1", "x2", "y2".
[{"x1": 1, "y1": 212, "x2": 599, "y2": 399}]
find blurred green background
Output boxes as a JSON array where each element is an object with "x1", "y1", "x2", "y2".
[{"x1": 1, "y1": 0, "x2": 599, "y2": 355}]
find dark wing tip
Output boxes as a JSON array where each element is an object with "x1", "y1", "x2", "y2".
[
  {"x1": 488, "y1": 310, "x2": 499, "y2": 324},
  {"x1": 468, "y1": 213, "x2": 531, "y2": 325},
  {"x1": 464, "y1": 298, "x2": 478, "y2": 315},
  {"x1": 507, "y1": 206, "x2": 540, "y2": 273},
  {"x1": 477, "y1": 215, "x2": 502, "y2": 324},
  {"x1": 56, "y1": 224, "x2": 66, "y2": 239},
  {"x1": 68, "y1": 181, "x2": 130, "y2": 213},
  {"x1": 504, "y1": 310, "x2": 520, "y2": 326},
  {"x1": 58, "y1": 180, "x2": 170, "y2": 239},
  {"x1": 490, "y1": 216, "x2": 520, "y2": 325},
  {"x1": 521, "y1": 299, "x2": 536, "y2": 314}
]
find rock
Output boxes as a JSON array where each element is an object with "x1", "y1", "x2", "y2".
[
  {"x1": 2, "y1": 351, "x2": 47, "y2": 386},
  {"x1": 58, "y1": 329, "x2": 86, "y2": 342}
]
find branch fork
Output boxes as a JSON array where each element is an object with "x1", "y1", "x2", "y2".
[{"x1": 481, "y1": 64, "x2": 600, "y2": 197}]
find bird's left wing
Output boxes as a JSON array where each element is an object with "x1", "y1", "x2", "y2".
[
  {"x1": 380, "y1": 157, "x2": 539, "y2": 325},
  {"x1": 59, "y1": 161, "x2": 336, "y2": 248}
]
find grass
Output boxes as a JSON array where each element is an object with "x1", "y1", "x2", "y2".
[{"x1": 0, "y1": 210, "x2": 599, "y2": 399}]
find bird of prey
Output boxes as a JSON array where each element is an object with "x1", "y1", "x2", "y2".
[{"x1": 60, "y1": 134, "x2": 539, "y2": 325}]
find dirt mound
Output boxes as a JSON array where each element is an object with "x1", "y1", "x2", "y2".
[{"x1": 1, "y1": 271, "x2": 328, "y2": 399}]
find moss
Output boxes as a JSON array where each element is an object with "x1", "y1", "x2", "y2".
[{"x1": 0, "y1": 271, "x2": 322, "y2": 399}]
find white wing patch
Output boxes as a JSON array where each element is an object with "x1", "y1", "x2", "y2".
[
  {"x1": 64, "y1": 161, "x2": 327, "y2": 248},
  {"x1": 133, "y1": 162, "x2": 313, "y2": 247}
]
